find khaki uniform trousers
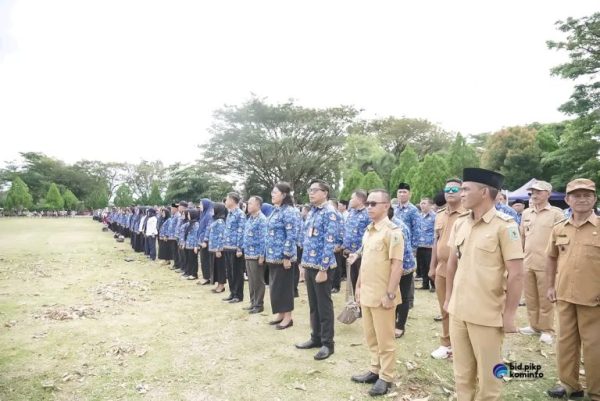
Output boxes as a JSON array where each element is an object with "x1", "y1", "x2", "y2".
[
  {"x1": 557, "y1": 301, "x2": 600, "y2": 400},
  {"x1": 524, "y1": 269, "x2": 555, "y2": 333},
  {"x1": 450, "y1": 314, "x2": 504, "y2": 401},
  {"x1": 362, "y1": 305, "x2": 396, "y2": 382},
  {"x1": 434, "y1": 274, "x2": 450, "y2": 347}
]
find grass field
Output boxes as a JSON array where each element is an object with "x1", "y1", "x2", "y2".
[{"x1": 0, "y1": 218, "x2": 571, "y2": 401}]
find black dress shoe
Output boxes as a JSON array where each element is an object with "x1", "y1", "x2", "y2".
[
  {"x1": 433, "y1": 315, "x2": 443, "y2": 322},
  {"x1": 211, "y1": 288, "x2": 225, "y2": 293},
  {"x1": 222, "y1": 295, "x2": 234, "y2": 301},
  {"x1": 331, "y1": 288, "x2": 340, "y2": 293},
  {"x1": 228, "y1": 298, "x2": 241, "y2": 303},
  {"x1": 368, "y1": 379, "x2": 391, "y2": 396},
  {"x1": 275, "y1": 320, "x2": 293, "y2": 330},
  {"x1": 547, "y1": 385, "x2": 584, "y2": 398},
  {"x1": 269, "y1": 319, "x2": 283, "y2": 325},
  {"x1": 351, "y1": 371, "x2": 379, "y2": 384},
  {"x1": 249, "y1": 306, "x2": 264, "y2": 314},
  {"x1": 295, "y1": 339, "x2": 322, "y2": 349},
  {"x1": 314, "y1": 345, "x2": 334, "y2": 360}
]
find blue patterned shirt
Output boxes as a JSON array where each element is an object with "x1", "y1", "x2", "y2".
[
  {"x1": 224, "y1": 207, "x2": 246, "y2": 251},
  {"x1": 417, "y1": 211, "x2": 436, "y2": 247},
  {"x1": 394, "y1": 202, "x2": 420, "y2": 250},
  {"x1": 301, "y1": 203, "x2": 338, "y2": 271},
  {"x1": 265, "y1": 205, "x2": 298, "y2": 264},
  {"x1": 173, "y1": 214, "x2": 184, "y2": 240},
  {"x1": 159, "y1": 216, "x2": 172, "y2": 239},
  {"x1": 242, "y1": 212, "x2": 267, "y2": 260},
  {"x1": 177, "y1": 222, "x2": 189, "y2": 247},
  {"x1": 392, "y1": 216, "x2": 416, "y2": 273},
  {"x1": 184, "y1": 221, "x2": 200, "y2": 249},
  {"x1": 206, "y1": 219, "x2": 226, "y2": 252},
  {"x1": 495, "y1": 202, "x2": 519, "y2": 223},
  {"x1": 343, "y1": 207, "x2": 370, "y2": 253}
]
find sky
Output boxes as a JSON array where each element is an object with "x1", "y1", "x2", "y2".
[{"x1": 0, "y1": 0, "x2": 598, "y2": 166}]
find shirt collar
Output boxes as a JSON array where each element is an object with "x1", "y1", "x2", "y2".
[
  {"x1": 368, "y1": 217, "x2": 389, "y2": 232},
  {"x1": 532, "y1": 203, "x2": 552, "y2": 213},
  {"x1": 469, "y1": 206, "x2": 496, "y2": 224},
  {"x1": 567, "y1": 212, "x2": 598, "y2": 227},
  {"x1": 313, "y1": 201, "x2": 328, "y2": 209},
  {"x1": 447, "y1": 206, "x2": 467, "y2": 216}
]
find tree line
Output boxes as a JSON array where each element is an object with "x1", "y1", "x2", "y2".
[{"x1": 1, "y1": 12, "x2": 598, "y2": 213}]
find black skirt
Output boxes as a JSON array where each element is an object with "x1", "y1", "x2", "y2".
[
  {"x1": 210, "y1": 252, "x2": 226, "y2": 284},
  {"x1": 268, "y1": 262, "x2": 294, "y2": 314},
  {"x1": 158, "y1": 239, "x2": 172, "y2": 260},
  {"x1": 200, "y1": 247, "x2": 210, "y2": 280}
]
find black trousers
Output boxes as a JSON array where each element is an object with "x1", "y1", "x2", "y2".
[
  {"x1": 305, "y1": 268, "x2": 335, "y2": 348},
  {"x1": 178, "y1": 247, "x2": 187, "y2": 270},
  {"x1": 395, "y1": 273, "x2": 414, "y2": 330},
  {"x1": 210, "y1": 252, "x2": 226, "y2": 284},
  {"x1": 349, "y1": 256, "x2": 361, "y2": 294},
  {"x1": 130, "y1": 232, "x2": 136, "y2": 249},
  {"x1": 168, "y1": 240, "x2": 179, "y2": 267},
  {"x1": 416, "y1": 247, "x2": 434, "y2": 289},
  {"x1": 185, "y1": 248, "x2": 198, "y2": 277},
  {"x1": 200, "y1": 247, "x2": 210, "y2": 280},
  {"x1": 224, "y1": 250, "x2": 244, "y2": 300},
  {"x1": 268, "y1": 262, "x2": 294, "y2": 313},
  {"x1": 331, "y1": 251, "x2": 345, "y2": 291}
]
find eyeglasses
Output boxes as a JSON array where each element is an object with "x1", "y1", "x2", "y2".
[
  {"x1": 307, "y1": 188, "x2": 324, "y2": 194},
  {"x1": 365, "y1": 201, "x2": 387, "y2": 208},
  {"x1": 444, "y1": 187, "x2": 460, "y2": 194}
]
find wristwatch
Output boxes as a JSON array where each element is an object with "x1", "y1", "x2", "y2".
[{"x1": 386, "y1": 292, "x2": 396, "y2": 300}]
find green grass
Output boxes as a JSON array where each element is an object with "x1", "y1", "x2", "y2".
[{"x1": 0, "y1": 218, "x2": 569, "y2": 400}]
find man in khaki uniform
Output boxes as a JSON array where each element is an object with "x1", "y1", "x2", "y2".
[
  {"x1": 428, "y1": 178, "x2": 467, "y2": 360},
  {"x1": 445, "y1": 168, "x2": 524, "y2": 401},
  {"x1": 546, "y1": 178, "x2": 600, "y2": 401},
  {"x1": 349, "y1": 189, "x2": 404, "y2": 397},
  {"x1": 518, "y1": 180, "x2": 564, "y2": 344}
]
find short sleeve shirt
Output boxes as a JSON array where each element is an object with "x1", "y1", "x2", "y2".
[
  {"x1": 434, "y1": 206, "x2": 467, "y2": 277},
  {"x1": 520, "y1": 204, "x2": 564, "y2": 271},
  {"x1": 447, "y1": 207, "x2": 524, "y2": 327}
]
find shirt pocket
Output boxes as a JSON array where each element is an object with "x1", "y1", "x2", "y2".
[
  {"x1": 474, "y1": 235, "x2": 499, "y2": 265},
  {"x1": 555, "y1": 236, "x2": 570, "y2": 255},
  {"x1": 582, "y1": 235, "x2": 600, "y2": 259}
]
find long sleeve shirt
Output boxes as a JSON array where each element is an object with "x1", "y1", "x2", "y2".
[
  {"x1": 342, "y1": 207, "x2": 370, "y2": 253},
  {"x1": 145, "y1": 216, "x2": 158, "y2": 236},
  {"x1": 224, "y1": 208, "x2": 246, "y2": 251},
  {"x1": 207, "y1": 219, "x2": 225, "y2": 252},
  {"x1": 242, "y1": 212, "x2": 268, "y2": 260},
  {"x1": 417, "y1": 211, "x2": 436, "y2": 248},
  {"x1": 177, "y1": 222, "x2": 189, "y2": 247},
  {"x1": 265, "y1": 205, "x2": 298, "y2": 264},
  {"x1": 301, "y1": 203, "x2": 338, "y2": 271},
  {"x1": 394, "y1": 202, "x2": 420, "y2": 250},
  {"x1": 392, "y1": 216, "x2": 416, "y2": 273},
  {"x1": 184, "y1": 221, "x2": 200, "y2": 249}
]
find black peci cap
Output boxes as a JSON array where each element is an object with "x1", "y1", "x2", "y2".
[
  {"x1": 462, "y1": 168, "x2": 504, "y2": 190},
  {"x1": 397, "y1": 182, "x2": 411, "y2": 190}
]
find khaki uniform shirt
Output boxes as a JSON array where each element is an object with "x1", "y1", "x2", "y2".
[
  {"x1": 546, "y1": 213, "x2": 600, "y2": 307},
  {"x1": 434, "y1": 205, "x2": 467, "y2": 277},
  {"x1": 520, "y1": 204, "x2": 564, "y2": 271},
  {"x1": 448, "y1": 207, "x2": 524, "y2": 327},
  {"x1": 359, "y1": 217, "x2": 404, "y2": 308}
]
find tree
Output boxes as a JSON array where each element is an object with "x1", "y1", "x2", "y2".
[
  {"x1": 411, "y1": 155, "x2": 450, "y2": 203},
  {"x1": 388, "y1": 145, "x2": 419, "y2": 193},
  {"x1": 45, "y1": 183, "x2": 64, "y2": 210},
  {"x1": 85, "y1": 188, "x2": 109, "y2": 210},
  {"x1": 124, "y1": 161, "x2": 167, "y2": 201},
  {"x1": 113, "y1": 184, "x2": 135, "y2": 207},
  {"x1": 147, "y1": 182, "x2": 163, "y2": 205},
  {"x1": 547, "y1": 13, "x2": 600, "y2": 116},
  {"x1": 62, "y1": 189, "x2": 80, "y2": 211},
  {"x1": 5, "y1": 176, "x2": 33, "y2": 213},
  {"x1": 73, "y1": 160, "x2": 128, "y2": 200},
  {"x1": 481, "y1": 126, "x2": 543, "y2": 189},
  {"x1": 358, "y1": 171, "x2": 385, "y2": 191},
  {"x1": 340, "y1": 169, "x2": 365, "y2": 200},
  {"x1": 446, "y1": 133, "x2": 480, "y2": 177},
  {"x1": 202, "y1": 97, "x2": 358, "y2": 197},
  {"x1": 164, "y1": 164, "x2": 233, "y2": 204}
]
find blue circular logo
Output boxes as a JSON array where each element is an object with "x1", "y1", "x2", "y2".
[{"x1": 493, "y1": 363, "x2": 509, "y2": 379}]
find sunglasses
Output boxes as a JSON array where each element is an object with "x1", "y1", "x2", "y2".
[
  {"x1": 444, "y1": 187, "x2": 460, "y2": 194},
  {"x1": 365, "y1": 201, "x2": 387, "y2": 208}
]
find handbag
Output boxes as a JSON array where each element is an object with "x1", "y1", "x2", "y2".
[{"x1": 337, "y1": 259, "x2": 361, "y2": 325}]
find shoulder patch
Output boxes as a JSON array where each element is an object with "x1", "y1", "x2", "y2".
[
  {"x1": 496, "y1": 211, "x2": 514, "y2": 222},
  {"x1": 507, "y1": 226, "x2": 520, "y2": 241}
]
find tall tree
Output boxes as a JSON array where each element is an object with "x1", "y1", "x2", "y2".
[
  {"x1": 85, "y1": 188, "x2": 109, "y2": 210},
  {"x1": 62, "y1": 189, "x2": 80, "y2": 211},
  {"x1": 388, "y1": 145, "x2": 419, "y2": 193},
  {"x1": 113, "y1": 184, "x2": 135, "y2": 207},
  {"x1": 164, "y1": 164, "x2": 233, "y2": 204},
  {"x1": 125, "y1": 161, "x2": 167, "y2": 201},
  {"x1": 147, "y1": 182, "x2": 163, "y2": 205},
  {"x1": 4, "y1": 176, "x2": 33, "y2": 213},
  {"x1": 446, "y1": 133, "x2": 480, "y2": 177},
  {"x1": 44, "y1": 183, "x2": 65, "y2": 210},
  {"x1": 411, "y1": 155, "x2": 450, "y2": 203},
  {"x1": 481, "y1": 126, "x2": 543, "y2": 189},
  {"x1": 547, "y1": 13, "x2": 600, "y2": 116},
  {"x1": 203, "y1": 97, "x2": 358, "y2": 197},
  {"x1": 358, "y1": 171, "x2": 385, "y2": 191},
  {"x1": 340, "y1": 169, "x2": 365, "y2": 200},
  {"x1": 73, "y1": 160, "x2": 128, "y2": 200}
]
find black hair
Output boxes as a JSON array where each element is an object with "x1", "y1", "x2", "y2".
[
  {"x1": 212, "y1": 203, "x2": 228, "y2": 220},
  {"x1": 446, "y1": 177, "x2": 463, "y2": 185},
  {"x1": 275, "y1": 182, "x2": 295, "y2": 206},
  {"x1": 185, "y1": 209, "x2": 200, "y2": 238},
  {"x1": 249, "y1": 195, "x2": 263, "y2": 206},
  {"x1": 352, "y1": 189, "x2": 368, "y2": 203},
  {"x1": 309, "y1": 179, "x2": 331, "y2": 198},
  {"x1": 227, "y1": 192, "x2": 241, "y2": 204}
]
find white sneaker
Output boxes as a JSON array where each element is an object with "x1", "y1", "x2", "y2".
[
  {"x1": 540, "y1": 333, "x2": 553, "y2": 345},
  {"x1": 518, "y1": 326, "x2": 540, "y2": 336},
  {"x1": 431, "y1": 346, "x2": 452, "y2": 359}
]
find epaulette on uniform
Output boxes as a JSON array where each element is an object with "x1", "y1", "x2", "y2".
[
  {"x1": 437, "y1": 206, "x2": 447, "y2": 213},
  {"x1": 387, "y1": 220, "x2": 398, "y2": 230},
  {"x1": 553, "y1": 218, "x2": 568, "y2": 226},
  {"x1": 495, "y1": 210, "x2": 514, "y2": 222}
]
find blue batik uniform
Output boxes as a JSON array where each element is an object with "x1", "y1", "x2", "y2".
[
  {"x1": 392, "y1": 216, "x2": 416, "y2": 273},
  {"x1": 342, "y1": 207, "x2": 370, "y2": 253},
  {"x1": 265, "y1": 205, "x2": 298, "y2": 264},
  {"x1": 495, "y1": 202, "x2": 519, "y2": 223},
  {"x1": 242, "y1": 212, "x2": 267, "y2": 260},
  {"x1": 206, "y1": 219, "x2": 225, "y2": 252},
  {"x1": 334, "y1": 209, "x2": 344, "y2": 247},
  {"x1": 394, "y1": 202, "x2": 420, "y2": 251},
  {"x1": 177, "y1": 222, "x2": 188, "y2": 247},
  {"x1": 184, "y1": 221, "x2": 200, "y2": 249},
  {"x1": 224, "y1": 208, "x2": 246, "y2": 252},
  {"x1": 158, "y1": 216, "x2": 171, "y2": 239},
  {"x1": 301, "y1": 203, "x2": 338, "y2": 271},
  {"x1": 417, "y1": 211, "x2": 436, "y2": 247}
]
